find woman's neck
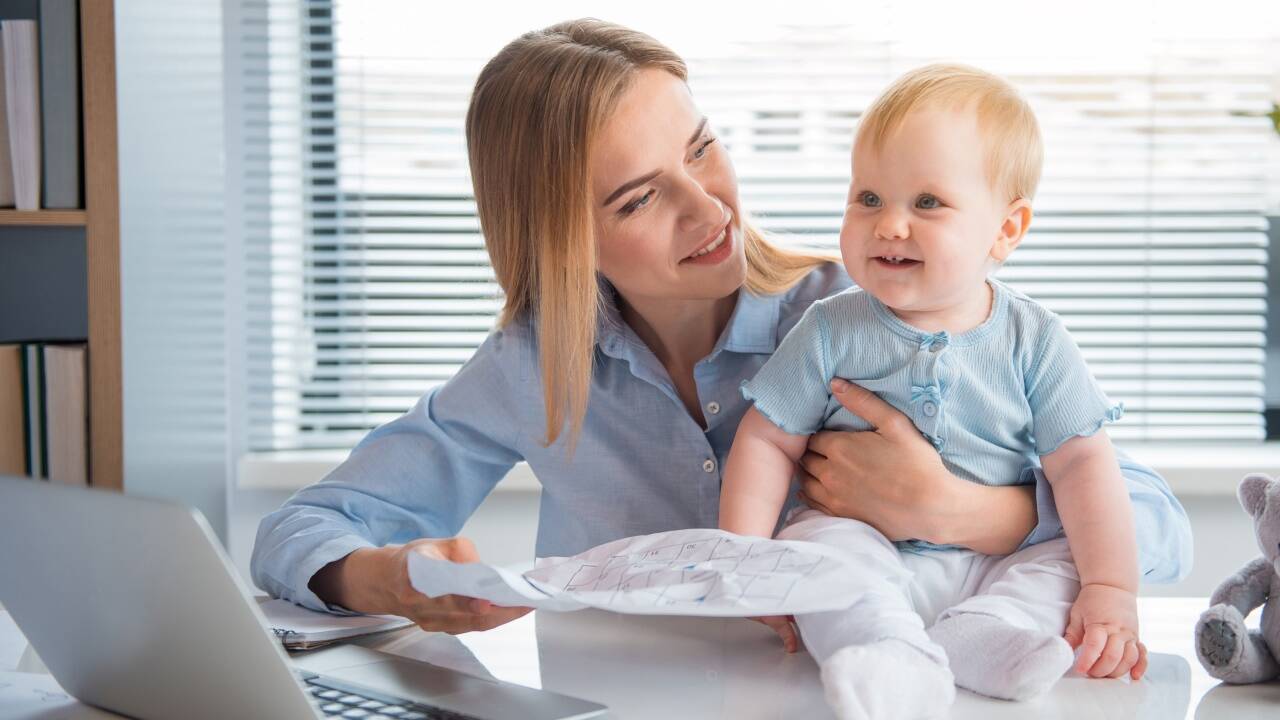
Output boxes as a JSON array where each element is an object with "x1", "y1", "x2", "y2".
[{"x1": 617, "y1": 290, "x2": 739, "y2": 372}]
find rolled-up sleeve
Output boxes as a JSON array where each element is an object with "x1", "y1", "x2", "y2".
[
  {"x1": 250, "y1": 329, "x2": 527, "y2": 612},
  {"x1": 1018, "y1": 448, "x2": 1193, "y2": 584}
]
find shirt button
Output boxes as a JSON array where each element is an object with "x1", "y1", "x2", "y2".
[
  {"x1": 922, "y1": 401, "x2": 937, "y2": 417},
  {"x1": 929, "y1": 342, "x2": 945, "y2": 353},
  {"x1": 702, "y1": 459, "x2": 717, "y2": 473},
  {"x1": 706, "y1": 401, "x2": 721, "y2": 415}
]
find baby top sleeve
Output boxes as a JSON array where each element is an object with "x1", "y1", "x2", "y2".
[
  {"x1": 1024, "y1": 313, "x2": 1124, "y2": 456},
  {"x1": 740, "y1": 299, "x2": 834, "y2": 436}
]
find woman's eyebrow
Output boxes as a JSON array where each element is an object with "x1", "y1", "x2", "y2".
[
  {"x1": 603, "y1": 170, "x2": 661, "y2": 207},
  {"x1": 602, "y1": 117, "x2": 709, "y2": 207}
]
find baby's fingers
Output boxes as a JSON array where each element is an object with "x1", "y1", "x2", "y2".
[
  {"x1": 1075, "y1": 625, "x2": 1108, "y2": 673},
  {"x1": 1107, "y1": 641, "x2": 1139, "y2": 679},
  {"x1": 1130, "y1": 642, "x2": 1149, "y2": 681},
  {"x1": 1089, "y1": 634, "x2": 1128, "y2": 678},
  {"x1": 1063, "y1": 614, "x2": 1084, "y2": 649}
]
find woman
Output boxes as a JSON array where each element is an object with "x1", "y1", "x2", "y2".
[{"x1": 251, "y1": 19, "x2": 1190, "y2": 652}]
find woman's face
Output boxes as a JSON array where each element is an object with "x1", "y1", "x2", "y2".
[{"x1": 591, "y1": 69, "x2": 747, "y2": 306}]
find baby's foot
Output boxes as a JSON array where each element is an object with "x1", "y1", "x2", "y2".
[
  {"x1": 819, "y1": 638, "x2": 955, "y2": 720},
  {"x1": 928, "y1": 613, "x2": 1073, "y2": 700}
]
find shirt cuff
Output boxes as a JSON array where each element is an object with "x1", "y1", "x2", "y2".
[
  {"x1": 289, "y1": 535, "x2": 379, "y2": 615},
  {"x1": 1016, "y1": 464, "x2": 1063, "y2": 551}
]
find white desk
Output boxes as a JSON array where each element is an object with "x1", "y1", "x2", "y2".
[{"x1": 5, "y1": 598, "x2": 1280, "y2": 719}]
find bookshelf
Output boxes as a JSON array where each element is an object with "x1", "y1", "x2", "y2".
[{"x1": 1, "y1": 1, "x2": 120, "y2": 490}]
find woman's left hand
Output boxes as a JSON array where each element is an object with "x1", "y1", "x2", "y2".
[
  {"x1": 797, "y1": 378, "x2": 1039, "y2": 558},
  {"x1": 795, "y1": 379, "x2": 959, "y2": 543}
]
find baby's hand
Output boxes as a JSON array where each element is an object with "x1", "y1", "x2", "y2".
[{"x1": 1064, "y1": 583, "x2": 1145, "y2": 680}]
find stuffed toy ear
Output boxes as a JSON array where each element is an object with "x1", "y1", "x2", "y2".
[{"x1": 1237, "y1": 474, "x2": 1274, "y2": 520}]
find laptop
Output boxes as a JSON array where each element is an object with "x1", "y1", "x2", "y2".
[{"x1": 0, "y1": 476, "x2": 607, "y2": 720}]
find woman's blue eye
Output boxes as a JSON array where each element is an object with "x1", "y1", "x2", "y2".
[
  {"x1": 620, "y1": 189, "x2": 655, "y2": 216},
  {"x1": 693, "y1": 137, "x2": 716, "y2": 160},
  {"x1": 916, "y1": 194, "x2": 940, "y2": 210},
  {"x1": 859, "y1": 191, "x2": 881, "y2": 208}
]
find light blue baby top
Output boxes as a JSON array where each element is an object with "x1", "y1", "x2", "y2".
[{"x1": 742, "y1": 278, "x2": 1123, "y2": 552}]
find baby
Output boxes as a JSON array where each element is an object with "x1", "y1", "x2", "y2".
[{"x1": 719, "y1": 64, "x2": 1140, "y2": 719}]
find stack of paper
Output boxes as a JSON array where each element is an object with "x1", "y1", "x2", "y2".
[{"x1": 256, "y1": 597, "x2": 413, "y2": 650}]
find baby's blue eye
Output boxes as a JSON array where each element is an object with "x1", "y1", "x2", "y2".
[
  {"x1": 916, "y1": 194, "x2": 940, "y2": 210},
  {"x1": 858, "y1": 191, "x2": 881, "y2": 208}
]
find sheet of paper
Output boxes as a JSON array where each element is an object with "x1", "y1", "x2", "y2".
[
  {"x1": 409, "y1": 529, "x2": 868, "y2": 617},
  {"x1": 406, "y1": 555, "x2": 588, "y2": 612}
]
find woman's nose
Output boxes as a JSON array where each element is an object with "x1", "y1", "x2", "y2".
[{"x1": 675, "y1": 175, "x2": 726, "y2": 233}]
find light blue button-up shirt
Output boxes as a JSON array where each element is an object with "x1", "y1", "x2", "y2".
[{"x1": 251, "y1": 264, "x2": 1192, "y2": 612}]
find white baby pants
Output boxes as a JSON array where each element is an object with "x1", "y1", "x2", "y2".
[{"x1": 777, "y1": 509, "x2": 1080, "y2": 664}]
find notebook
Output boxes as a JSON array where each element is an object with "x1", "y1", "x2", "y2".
[{"x1": 256, "y1": 596, "x2": 414, "y2": 650}]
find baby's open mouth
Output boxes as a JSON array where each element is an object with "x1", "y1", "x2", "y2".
[{"x1": 874, "y1": 256, "x2": 921, "y2": 268}]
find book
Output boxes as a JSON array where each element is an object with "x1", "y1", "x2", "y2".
[
  {"x1": 22, "y1": 342, "x2": 42, "y2": 478},
  {"x1": 43, "y1": 342, "x2": 84, "y2": 485},
  {"x1": 0, "y1": 41, "x2": 13, "y2": 207},
  {"x1": 37, "y1": 0, "x2": 77, "y2": 209},
  {"x1": 256, "y1": 597, "x2": 413, "y2": 651},
  {"x1": 1, "y1": 18, "x2": 38, "y2": 210},
  {"x1": 0, "y1": 343, "x2": 23, "y2": 474}
]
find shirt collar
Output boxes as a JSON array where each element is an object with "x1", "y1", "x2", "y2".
[{"x1": 595, "y1": 277, "x2": 782, "y2": 362}]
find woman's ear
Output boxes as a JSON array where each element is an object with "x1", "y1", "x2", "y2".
[{"x1": 990, "y1": 198, "x2": 1033, "y2": 263}]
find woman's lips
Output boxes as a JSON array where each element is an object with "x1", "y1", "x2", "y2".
[{"x1": 681, "y1": 224, "x2": 734, "y2": 265}]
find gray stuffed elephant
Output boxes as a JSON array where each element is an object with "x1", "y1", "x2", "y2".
[{"x1": 1194, "y1": 473, "x2": 1280, "y2": 684}]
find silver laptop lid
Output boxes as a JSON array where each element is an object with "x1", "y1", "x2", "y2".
[{"x1": 0, "y1": 476, "x2": 319, "y2": 720}]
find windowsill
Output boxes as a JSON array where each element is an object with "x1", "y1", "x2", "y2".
[
  {"x1": 237, "y1": 443, "x2": 1280, "y2": 496},
  {"x1": 237, "y1": 451, "x2": 541, "y2": 493}
]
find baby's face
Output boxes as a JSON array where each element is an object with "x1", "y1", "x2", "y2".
[{"x1": 840, "y1": 108, "x2": 1016, "y2": 315}]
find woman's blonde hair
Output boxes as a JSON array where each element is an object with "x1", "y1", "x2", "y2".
[
  {"x1": 857, "y1": 63, "x2": 1043, "y2": 202},
  {"x1": 466, "y1": 18, "x2": 834, "y2": 450}
]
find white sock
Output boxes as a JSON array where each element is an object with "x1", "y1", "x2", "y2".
[
  {"x1": 927, "y1": 613, "x2": 1074, "y2": 701},
  {"x1": 818, "y1": 638, "x2": 955, "y2": 720}
]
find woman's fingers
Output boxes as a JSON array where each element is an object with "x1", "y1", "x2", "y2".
[
  {"x1": 796, "y1": 449, "x2": 831, "y2": 478},
  {"x1": 799, "y1": 475, "x2": 837, "y2": 512},
  {"x1": 409, "y1": 595, "x2": 532, "y2": 634},
  {"x1": 828, "y1": 378, "x2": 909, "y2": 434},
  {"x1": 796, "y1": 489, "x2": 835, "y2": 516},
  {"x1": 750, "y1": 615, "x2": 800, "y2": 653}
]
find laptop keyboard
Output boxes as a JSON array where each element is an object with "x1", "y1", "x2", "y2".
[{"x1": 303, "y1": 673, "x2": 482, "y2": 720}]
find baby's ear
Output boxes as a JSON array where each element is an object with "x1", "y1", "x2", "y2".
[
  {"x1": 1237, "y1": 473, "x2": 1274, "y2": 519},
  {"x1": 990, "y1": 198, "x2": 1032, "y2": 263}
]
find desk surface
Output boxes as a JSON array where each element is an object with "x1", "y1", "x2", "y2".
[{"x1": 6, "y1": 598, "x2": 1280, "y2": 719}]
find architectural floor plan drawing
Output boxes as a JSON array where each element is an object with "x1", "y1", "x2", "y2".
[{"x1": 408, "y1": 528, "x2": 866, "y2": 617}]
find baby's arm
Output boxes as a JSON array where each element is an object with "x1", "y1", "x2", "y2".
[
  {"x1": 1041, "y1": 430, "x2": 1141, "y2": 677},
  {"x1": 719, "y1": 406, "x2": 810, "y2": 538}
]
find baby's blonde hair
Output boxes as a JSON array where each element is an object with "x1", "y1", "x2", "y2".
[{"x1": 857, "y1": 63, "x2": 1043, "y2": 202}]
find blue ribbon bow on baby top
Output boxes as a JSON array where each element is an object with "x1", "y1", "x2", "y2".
[
  {"x1": 910, "y1": 384, "x2": 943, "y2": 406},
  {"x1": 918, "y1": 330, "x2": 950, "y2": 352}
]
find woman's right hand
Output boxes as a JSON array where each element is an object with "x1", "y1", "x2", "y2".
[{"x1": 310, "y1": 536, "x2": 532, "y2": 635}]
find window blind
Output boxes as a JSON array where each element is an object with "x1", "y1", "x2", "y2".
[{"x1": 230, "y1": 5, "x2": 1277, "y2": 451}]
